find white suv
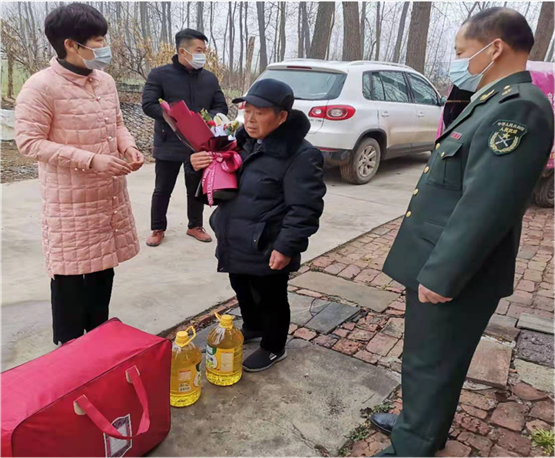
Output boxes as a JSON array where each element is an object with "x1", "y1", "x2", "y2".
[{"x1": 236, "y1": 59, "x2": 444, "y2": 184}]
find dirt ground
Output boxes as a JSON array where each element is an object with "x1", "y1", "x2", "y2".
[{"x1": 1, "y1": 141, "x2": 38, "y2": 183}]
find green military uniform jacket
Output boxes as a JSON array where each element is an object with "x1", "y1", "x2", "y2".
[{"x1": 384, "y1": 71, "x2": 554, "y2": 299}]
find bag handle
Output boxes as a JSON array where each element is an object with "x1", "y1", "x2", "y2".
[{"x1": 73, "y1": 366, "x2": 151, "y2": 440}]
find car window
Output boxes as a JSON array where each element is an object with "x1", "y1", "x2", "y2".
[
  {"x1": 363, "y1": 72, "x2": 372, "y2": 100},
  {"x1": 257, "y1": 69, "x2": 347, "y2": 101},
  {"x1": 408, "y1": 74, "x2": 439, "y2": 106},
  {"x1": 379, "y1": 71, "x2": 410, "y2": 103}
]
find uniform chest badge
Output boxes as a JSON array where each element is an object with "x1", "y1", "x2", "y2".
[
  {"x1": 450, "y1": 132, "x2": 462, "y2": 140},
  {"x1": 489, "y1": 120, "x2": 528, "y2": 155}
]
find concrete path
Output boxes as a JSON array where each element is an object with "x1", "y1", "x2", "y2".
[
  {"x1": 149, "y1": 339, "x2": 398, "y2": 457},
  {"x1": 2, "y1": 154, "x2": 428, "y2": 370}
]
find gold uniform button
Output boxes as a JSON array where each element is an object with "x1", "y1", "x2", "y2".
[
  {"x1": 441, "y1": 152, "x2": 446, "y2": 158},
  {"x1": 413, "y1": 189, "x2": 419, "y2": 196},
  {"x1": 504, "y1": 85, "x2": 511, "y2": 90},
  {"x1": 435, "y1": 144, "x2": 440, "y2": 150},
  {"x1": 424, "y1": 166, "x2": 430, "y2": 174},
  {"x1": 406, "y1": 211, "x2": 412, "y2": 218}
]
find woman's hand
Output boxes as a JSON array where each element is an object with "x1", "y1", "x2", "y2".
[
  {"x1": 90, "y1": 155, "x2": 133, "y2": 176},
  {"x1": 191, "y1": 152, "x2": 213, "y2": 171},
  {"x1": 124, "y1": 147, "x2": 145, "y2": 171}
]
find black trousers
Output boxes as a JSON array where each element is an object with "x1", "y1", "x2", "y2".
[
  {"x1": 377, "y1": 287, "x2": 500, "y2": 457},
  {"x1": 50, "y1": 268, "x2": 115, "y2": 345},
  {"x1": 229, "y1": 273, "x2": 290, "y2": 353},
  {"x1": 151, "y1": 159, "x2": 204, "y2": 231}
]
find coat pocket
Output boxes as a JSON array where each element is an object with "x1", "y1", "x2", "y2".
[
  {"x1": 426, "y1": 142, "x2": 463, "y2": 191},
  {"x1": 252, "y1": 222, "x2": 267, "y2": 251},
  {"x1": 421, "y1": 220, "x2": 445, "y2": 246}
]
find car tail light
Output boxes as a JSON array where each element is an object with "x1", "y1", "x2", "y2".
[
  {"x1": 238, "y1": 102, "x2": 246, "y2": 110},
  {"x1": 309, "y1": 105, "x2": 356, "y2": 121}
]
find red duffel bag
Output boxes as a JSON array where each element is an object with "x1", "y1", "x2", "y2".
[{"x1": 1, "y1": 318, "x2": 171, "y2": 457}]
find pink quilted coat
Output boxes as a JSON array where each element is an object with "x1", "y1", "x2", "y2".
[{"x1": 15, "y1": 58, "x2": 140, "y2": 278}]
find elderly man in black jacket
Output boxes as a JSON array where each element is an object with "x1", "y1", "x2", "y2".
[
  {"x1": 192, "y1": 79, "x2": 326, "y2": 372},
  {"x1": 142, "y1": 29, "x2": 228, "y2": 246}
]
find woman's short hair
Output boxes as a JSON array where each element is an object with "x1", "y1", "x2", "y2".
[{"x1": 45, "y1": 3, "x2": 108, "y2": 59}]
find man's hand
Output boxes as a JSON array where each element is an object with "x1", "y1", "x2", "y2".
[
  {"x1": 418, "y1": 284, "x2": 453, "y2": 304},
  {"x1": 269, "y1": 250, "x2": 291, "y2": 271},
  {"x1": 124, "y1": 147, "x2": 145, "y2": 171},
  {"x1": 191, "y1": 152, "x2": 213, "y2": 171},
  {"x1": 91, "y1": 155, "x2": 133, "y2": 176}
]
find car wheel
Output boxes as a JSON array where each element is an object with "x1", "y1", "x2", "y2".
[
  {"x1": 340, "y1": 138, "x2": 381, "y2": 185},
  {"x1": 533, "y1": 171, "x2": 554, "y2": 207}
]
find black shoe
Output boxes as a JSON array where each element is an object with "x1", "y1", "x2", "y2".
[
  {"x1": 370, "y1": 413, "x2": 447, "y2": 450},
  {"x1": 243, "y1": 347, "x2": 287, "y2": 372},
  {"x1": 370, "y1": 413, "x2": 398, "y2": 436},
  {"x1": 241, "y1": 327, "x2": 263, "y2": 343}
]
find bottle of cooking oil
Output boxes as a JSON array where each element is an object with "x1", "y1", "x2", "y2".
[
  {"x1": 170, "y1": 326, "x2": 202, "y2": 407},
  {"x1": 205, "y1": 313, "x2": 244, "y2": 386}
]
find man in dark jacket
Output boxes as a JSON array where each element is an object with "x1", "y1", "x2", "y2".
[
  {"x1": 191, "y1": 79, "x2": 326, "y2": 372},
  {"x1": 142, "y1": 29, "x2": 228, "y2": 246}
]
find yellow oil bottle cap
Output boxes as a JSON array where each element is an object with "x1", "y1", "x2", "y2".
[
  {"x1": 216, "y1": 313, "x2": 234, "y2": 329},
  {"x1": 175, "y1": 326, "x2": 196, "y2": 347}
]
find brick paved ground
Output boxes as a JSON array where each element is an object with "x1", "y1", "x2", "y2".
[
  {"x1": 168, "y1": 206, "x2": 553, "y2": 457},
  {"x1": 290, "y1": 206, "x2": 554, "y2": 457}
]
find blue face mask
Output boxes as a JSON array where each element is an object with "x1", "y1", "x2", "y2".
[{"x1": 449, "y1": 42, "x2": 494, "y2": 92}]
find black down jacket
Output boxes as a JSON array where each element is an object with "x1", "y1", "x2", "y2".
[
  {"x1": 141, "y1": 55, "x2": 228, "y2": 162},
  {"x1": 209, "y1": 109, "x2": 326, "y2": 276}
]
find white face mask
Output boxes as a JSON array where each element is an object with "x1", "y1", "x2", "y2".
[
  {"x1": 181, "y1": 48, "x2": 206, "y2": 70},
  {"x1": 77, "y1": 43, "x2": 112, "y2": 70}
]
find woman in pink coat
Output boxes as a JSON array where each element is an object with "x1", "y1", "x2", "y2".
[{"x1": 15, "y1": 3, "x2": 143, "y2": 345}]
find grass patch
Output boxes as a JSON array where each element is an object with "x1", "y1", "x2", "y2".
[{"x1": 532, "y1": 429, "x2": 554, "y2": 456}]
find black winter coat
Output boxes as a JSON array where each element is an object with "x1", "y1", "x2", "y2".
[
  {"x1": 209, "y1": 110, "x2": 326, "y2": 276},
  {"x1": 142, "y1": 55, "x2": 228, "y2": 162}
]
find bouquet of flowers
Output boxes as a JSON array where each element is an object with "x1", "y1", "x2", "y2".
[
  {"x1": 200, "y1": 109, "x2": 241, "y2": 140},
  {"x1": 159, "y1": 99, "x2": 243, "y2": 206}
]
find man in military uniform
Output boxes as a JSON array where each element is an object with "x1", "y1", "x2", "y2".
[{"x1": 372, "y1": 7, "x2": 554, "y2": 457}]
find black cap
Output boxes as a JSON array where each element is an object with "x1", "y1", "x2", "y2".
[{"x1": 232, "y1": 78, "x2": 294, "y2": 112}]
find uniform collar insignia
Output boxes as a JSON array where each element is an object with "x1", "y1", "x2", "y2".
[{"x1": 480, "y1": 89, "x2": 496, "y2": 101}]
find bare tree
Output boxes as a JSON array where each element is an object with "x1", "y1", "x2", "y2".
[
  {"x1": 187, "y1": 2, "x2": 190, "y2": 28},
  {"x1": 257, "y1": 2, "x2": 268, "y2": 72},
  {"x1": 298, "y1": 4, "x2": 304, "y2": 57},
  {"x1": 279, "y1": 2, "x2": 287, "y2": 62},
  {"x1": 405, "y1": 2, "x2": 432, "y2": 73},
  {"x1": 7, "y1": 52, "x2": 14, "y2": 98},
  {"x1": 343, "y1": 2, "x2": 362, "y2": 61},
  {"x1": 360, "y1": 2, "x2": 367, "y2": 58},
  {"x1": 160, "y1": 3, "x2": 168, "y2": 45},
  {"x1": 239, "y1": 3, "x2": 244, "y2": 77},
  {"x1": 530, "y1": 2, "x2": 554, "y2": 61},
  {"x1": 229, "y1": 3, "x2": 237, "y2": 76},
  {"x1": 196, "y1": 2, "x2": 204, "y2": 33},
  {"x1": 139, "y1": 2, "x2": 150, "y2": 43},
  {"x1": 375, "y1": 2, "x2": 382, "y2": 60},
  {"x1": 166, "y1": 2, "x2": 172, "y2": 43},
  {"x1": 301, "y1": 2, "x2": 311, "y2": 57},
  {"x1": 326, "y1": 5, "x2": 337, "y2": 60},
  {"x1": 393, "y1": 2, "x2": 410, "y2": 62},
  {"x1": 209, "y1": 2, "x2": 218, "y2": 55},
  {"x1": 244, "y1": 2, "x2": 250, "y2": 71},
  {"x1": 309, "y1": 2, "x2": 334, "y2": 59},
  {"x1": 245, "y1": 36, "x2": 256, "y2": 89}
]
